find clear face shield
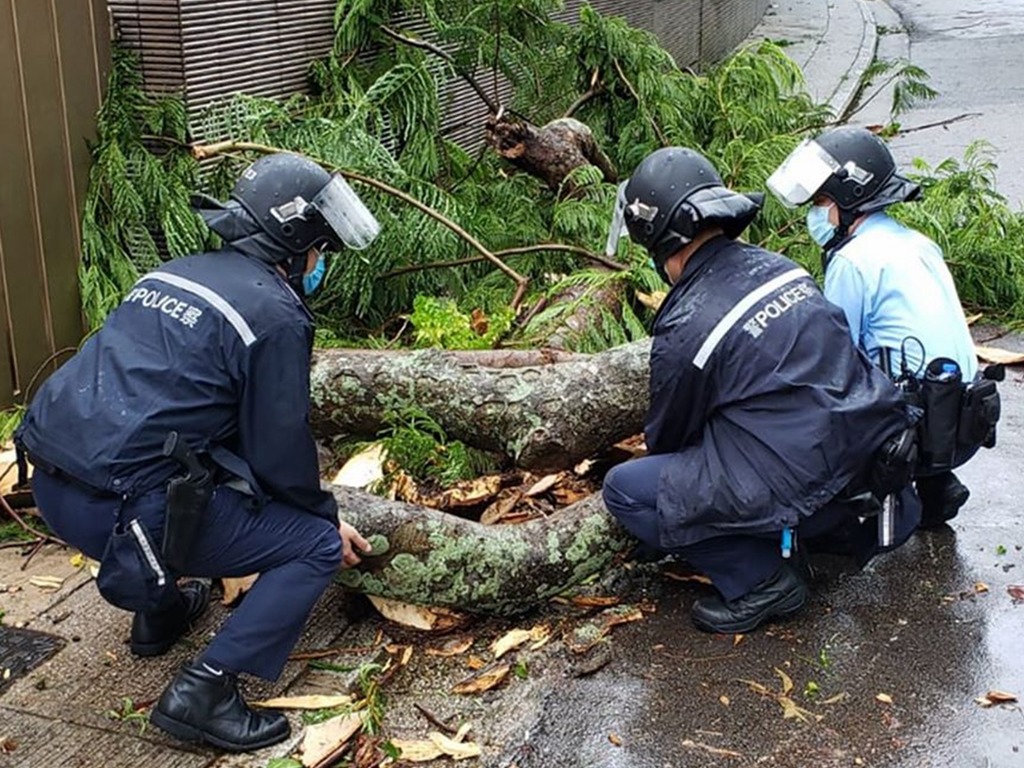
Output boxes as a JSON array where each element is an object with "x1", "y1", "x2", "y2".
[
  {"x1": 311, "y1": 174, "x2": 381, "y2": 250},
  {"x1": 604, "y1": 181, "x2": 630, "y2": 257},
  {"x1": 766, "y1": 139, "x2": 841, "y2": 208}
]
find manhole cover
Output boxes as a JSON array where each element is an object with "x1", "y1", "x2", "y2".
[{"x1": 0, "y1": 625, "x2": 65, "y2": 694}]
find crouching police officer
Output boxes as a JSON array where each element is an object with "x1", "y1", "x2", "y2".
[
  {"x1": 767, "y1": 126, "x2": 1001, "y2": 528},
  {"x1": 16, "y1": 152, "x2": 379, "y2": 752},
  {"x1": 601, "y1": 147, "x2": 918, "y2": 635}
]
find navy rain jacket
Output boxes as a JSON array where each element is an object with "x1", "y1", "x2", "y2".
[
  {"x1": 646, "y1": 236, "x2": 911, "y2": 549},
  {"x1": 17, "y1": 248, "x2": 338, "y2": 524}
]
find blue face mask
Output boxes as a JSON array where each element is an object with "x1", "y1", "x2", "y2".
[
  {"x1": 303, "y1": 253, "x2": 326, "y2": 296},
  {"x1": 806, "y1": 203, "x2": 837, "y2": 247}
]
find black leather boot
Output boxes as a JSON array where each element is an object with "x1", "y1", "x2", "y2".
[
  {"x1": 131, "y1": 580, "x2": 211, "y2": 657},
  {"x1": 691, "y1": 562, "x2": 809, "y2": 634},
  {"x1": 917, "y1": 472, "x2": 970, "y2": 529},
  {"x1": 150, "y1": 662, "x2": 290, "y2": 752}
]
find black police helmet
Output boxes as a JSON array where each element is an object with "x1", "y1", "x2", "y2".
[
  {"x1": 230, "y1": 153, "x2": 340, "y2": 258},
  {"x1": 814, "y1": 126, "x2": 920, "y2": 215},
  {"x1": 623, "y1": 147, "x2": 762, "y2": 267}
]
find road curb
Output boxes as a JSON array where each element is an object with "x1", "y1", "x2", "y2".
[{"x1": 829, "y1": 0, "x2": 879, "y2": 119}]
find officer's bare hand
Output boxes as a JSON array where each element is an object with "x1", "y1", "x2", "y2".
[{"x1": 338, "y1": 521, "x2": 372, "y2": 568}]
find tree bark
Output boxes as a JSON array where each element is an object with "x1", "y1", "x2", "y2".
[
  {"x1": 485, "y1": 116, "x2": 618, "y2": 192},
  {"x1": 333, "y1": 485, "x2": 633, "y2": 616},
  {"x1": 309, "y1": 339, "x2": 652, "y2": 471}
]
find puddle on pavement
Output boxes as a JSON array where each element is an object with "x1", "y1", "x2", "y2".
[{"x1": 0, "y1": 626, "x2": 66, "y2": 695}]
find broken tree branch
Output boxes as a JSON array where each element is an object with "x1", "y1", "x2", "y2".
[{"x1": 190, "y1": 140, "x2": 531, "y2": 309}]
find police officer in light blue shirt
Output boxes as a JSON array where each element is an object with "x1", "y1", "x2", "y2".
[{"x1": 768, "y1": 126, "x2": 979, "y2": 528}]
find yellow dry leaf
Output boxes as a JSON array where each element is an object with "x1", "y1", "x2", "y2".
[
  {"x1": 401, "y1": 645, "x2": 414, "y2": 666},
  {"x1": 253, "y1": 694, "x2": 353, "y2": 710},
  {"x1": 779, "y1": 695, "x2": 821, "y2": 723},
  {"x1": 452, "y1": 663, "x2": 510, "y2": 695},
  {"x1": 466, "y1": 656, "x2": 487, "y2": 670},
  {"x1": 29, "y1": 576, "x2": 64, "y2": 590},
  {"x1": 69, "y1": 552, "x2": 86, "y2": 569},
  {"x1": 975, "y1": 345, "x2": 1024, "y2": 366},
  {"x1": 719, "y1": 695, "x2": 730, "y2": 706},
  {"x1": 775, "y1": 668, "x2": 794, "y2": 696},
  {"x1": 441, "y1": 475, "x2": 503, "y2": 507},
  {"x1": 976, "y1": 690, "x2": 1018, "y2": 707},
  {"x1": 608, "y1": 733, "x2": 623, "y2": 746},
  {"x1": 221, "y1": 574, "x2": 259, "y2": 605},
  {"x1": 965, "y1": 313, "x2": 983, "y2": 326},
  {"x1": 528, "y1": 624, "x2": 551, "y2": 651},
  {"x1": 425, "y1": 637, "x2": 474, "y2": 657},
  {"x1": 491, "y1": 629, "x2": 532, "y2": 659},
  {"x1": 570, "y1": 595, "x2": 621, "y2": 608},
  {"x1": 821, "y1": 692, "x2": 848, "y2": 705},
  {"x1": 635, "y1": 290, "x2": 667, "y2": 311},
  {"x1": 876, "y1": 693, "x2": 893, "y2": 705},
  {"x1": 301, "y1": 712, "x2": 363, "y2": 767},
  {"x1": 368, "y1": 595, "x2": 466, "y2": 631},
  {"x1": 663, "y1": 571, "x2": 713, "y2": 586},
  {"x1": 428, "y1": 731, "x2": 482, "y2": 760},
  {"x1": 391, "y1": 739, "x2": 444, "y2": 762},
  {"x1": 975, "y1": 582, "x2": 990, "y2": 594},
  {"x1": 733, "y1": 633, "x2": 745, "y2": 647},
  {"x1": 524, "y1": 473, "x2": 561, "y2": 497}
]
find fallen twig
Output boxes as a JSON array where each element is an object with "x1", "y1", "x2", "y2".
[
  {"x1": 895, "y1": 112, "x2": 983, "y2": 136},
  {"x1": 414, "y1": 702, "x2": 459, "y2": 735}
]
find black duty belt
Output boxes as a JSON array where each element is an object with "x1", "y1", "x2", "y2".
[{"x1": 22, "y1": 448, "x2": 121, "y2": 499}]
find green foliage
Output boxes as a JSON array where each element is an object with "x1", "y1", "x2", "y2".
[
  {"x1": 895, "y1": 143, "x2": 1024, "y2": 316},
  {"x1": 850, "y1": 58, "x2": 938, "y2": 123},
  {"x1": 409, "y1": 295, "x2": 513, "y2": 349},
  {"x1": 80, "y1": 46, "x2": 207, "y2": 329},
  {"x1": 266, "y1": 759, "x2": 303, "y2": 768},
  {"x1": 0, "y1": 521, "x2": 38, "y2": 544},
  {"x1": 0, "y1": 406, "x2": 25, "y2": 446},
  {"x1": 80, "y1": 3, "x2": 1024, "y2": 346},
  {"x1": 377, "y1": 404, "x2": 497, "y2": 487},
  {"x1": 105, "y1": 697, "x2": 148, "y2": 734}
]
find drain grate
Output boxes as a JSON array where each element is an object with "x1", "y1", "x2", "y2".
[{"x1": 0, "y1": 626, "x2": 66, "y2": 694}]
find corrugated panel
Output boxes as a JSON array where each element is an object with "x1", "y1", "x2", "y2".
[
  {"x1": 0, "y1": 0, "x2": 106, "y2": 406},
  {"x1": 109, "y1": 1, "x2": 769, "y2": 148}
]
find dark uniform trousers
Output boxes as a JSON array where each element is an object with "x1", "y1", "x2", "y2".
[
  {"x1": 602, "y1": 455, "x2": 844, "y2": 601},
  {"x1": 32, "y1": 470, "x2": 342, "y2": 681}
]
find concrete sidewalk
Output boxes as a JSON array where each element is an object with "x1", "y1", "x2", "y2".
[{"x1": 748, "y1": 0, "x2": 881, "y2": 118}]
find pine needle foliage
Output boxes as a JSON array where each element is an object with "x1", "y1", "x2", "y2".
[
  {"x1": 80, "y1": 46, "x2": 207, "y2": 329},
  {"x1": 79, "y1": 3, "x2": 1024, "y2": 348}
]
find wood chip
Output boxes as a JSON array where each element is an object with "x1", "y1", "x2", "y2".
[{"x1": 368, "y1": 596, "x2": 466, "y2": 631}]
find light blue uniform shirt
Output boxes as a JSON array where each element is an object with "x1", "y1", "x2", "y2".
[{"x1": 824, "y1": 212, "x2": 977, "y2": 379}]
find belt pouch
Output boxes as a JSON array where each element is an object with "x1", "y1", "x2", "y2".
[{"x1": 918, "y1": 357, "x2": 962, "y2": 472}]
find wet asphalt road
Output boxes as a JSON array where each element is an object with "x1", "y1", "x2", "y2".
[
  {"x1": 488, "y1": 355, "x2": 1024, "y2": 768},
  {"x1": 883, "y1": 0, "x2": 1024, "y2": 208},
  {"x1": 494, "y1": 4, "x2": 1024, "y2": 762}
]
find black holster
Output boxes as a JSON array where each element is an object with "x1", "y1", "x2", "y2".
[{"x1": 162, "y1": 432, "x2": 213, "y2": 575}]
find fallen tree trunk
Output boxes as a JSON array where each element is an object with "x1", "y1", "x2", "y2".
[
  {"x1": 333, "y1": 485, "x2": 634, "y2": 616},
  {"x1": 309, "y1": 339, "x2": 652, "y2": 471}
]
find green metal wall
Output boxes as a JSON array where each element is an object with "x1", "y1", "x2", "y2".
[{"x1": 0, "y1": 0, "x2": 110, "y2": 408}]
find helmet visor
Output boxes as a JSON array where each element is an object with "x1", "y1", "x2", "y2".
[
  {"x1": 311, "y1": 174, "x2": 381, "y2": 250},
  {"x1": 766, "y1": 139, "x2": 840, "y2": 207},
  {"x1": 604, "y1": 181, "x2": 629, "y2": 257}
]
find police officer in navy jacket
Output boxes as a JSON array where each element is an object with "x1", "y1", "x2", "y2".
[
  {"x1": 17, "y1": 153, "x2": 379, "y2": 752},
  {"x1": 602, "y1": 147, "x2": 916, "y2": 635}
]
